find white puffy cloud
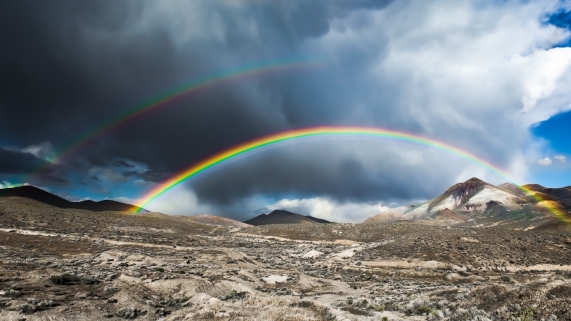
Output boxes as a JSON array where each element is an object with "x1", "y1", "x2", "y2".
[
  {"x1": 20, "y1": 142, "x2": 56, "y2": 162},
  {"x1": 555, "y1": 155, "x2": 567, "y2": 162},
  {"x1": 141, "y1": 184, "x2": 215, "y2": 215},
  {"x1": 264, "y1": 197, "x2": 389, "y2": 223},
  {"x1": 538, "y1": 157, "x2": 553, "y2": 166},
  {"x1": 304, "y1": 0, "x2": 571, "y2": 175}
]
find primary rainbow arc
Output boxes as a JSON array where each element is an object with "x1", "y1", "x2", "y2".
[{"x1": 135, "y1": 126, "x2": 569, "y2": 223}]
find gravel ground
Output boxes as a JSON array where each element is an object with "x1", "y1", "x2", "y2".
[{"x1": 1, "y1": 196, "x2": 570, "y2": 320}]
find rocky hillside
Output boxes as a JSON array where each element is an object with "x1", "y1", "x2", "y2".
[
  {"x1": 365, "y1": 178, "x2": 571, "y2": 229},
  {"x1": 244, "y1": 210, "x2": 331, "y2": 225}
]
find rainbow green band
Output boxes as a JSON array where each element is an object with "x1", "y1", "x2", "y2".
[
  {"x1": 28, "y1": 58, "x2": 322, "y2": 179},
  {"x1": 135, "y1": 126, "x2": 569, "y2": 224}
]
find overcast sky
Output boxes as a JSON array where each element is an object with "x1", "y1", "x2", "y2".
[{"x1": 1, "y1": 0, "x2": 571, "y2": 222}]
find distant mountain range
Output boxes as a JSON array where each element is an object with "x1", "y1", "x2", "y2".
[
  {"x1": 364, "y1": 177, "x2": 571, "y2": 229},
  {"x1": 4, "y1": 179, "x2": 570, "y2": 230},
  {"x1": 0, "y1": 185, "x2": 145, "y2": 212},
  {"x1": 244, "y1": 210, "x2": 332, "y2": 225}
]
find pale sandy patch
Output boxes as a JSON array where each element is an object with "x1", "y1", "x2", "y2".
[
  {"x1": 262, "y1": 275, "x2": 288, "y2": 284},
  {"x1": 332, "y1": 239, "x2": 360, "y2": 246},
  {"x1": 333, "y1": 248, "x2": 357, "y2": 259},
  {"x1": 363, "y1": 260, "x2": 446, "y2": 269},
  {"x1": 519, "y1": 264, "x2": 571, "y2": 271},
  {"x1": 0, "y1": 228, "x2": 58, "y2": 237},
  {"x1": 302, "y1": 250, "x2": 324, "y2": 258},
  {"x1": 460, "y1": 237, "x2": 479, "y2": 243},
  {"x1": 116, "y1": 226, "x2": 175, "y2": 234}
]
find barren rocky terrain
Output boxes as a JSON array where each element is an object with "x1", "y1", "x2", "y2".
[{"x1": 1, "y1": 196, "x2": 571, "y2": 321}]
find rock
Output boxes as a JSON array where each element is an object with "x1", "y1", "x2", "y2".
[
  {"x1": 116, "y1": 307, "x2": 145, "y2": 319},
  {"x1": 17, "y1": 303, "x2": 36, "y2": 314},
  {"x1": 208, "y1": 297, "x2": 222, "y2": 307},
  {"x1": 302, "y1": 250, "x2": 324, "y2": 258},
  {"x1": 154, "y1": 307, "x2": 170, "y2": 316},
  {"x1": 500, "y1": 275, "x2": 512, "y2": 283},
  {"x1": 443, "y1": 273, "x2": 463, "y2": 281}
]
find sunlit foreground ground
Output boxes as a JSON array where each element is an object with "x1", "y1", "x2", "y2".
[{"x1": 0, "y1": 196, "x2": 570, "y2": 320}]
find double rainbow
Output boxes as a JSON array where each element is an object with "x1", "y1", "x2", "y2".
[{"x1": 135, "y1": 126, "x2": 569, "y2": 224}]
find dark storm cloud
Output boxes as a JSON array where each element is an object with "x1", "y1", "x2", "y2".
[
  {"x1": 0, "y1": 0, "x2": 396, "y2": 148},
  {"x1": 1, "y1": 1, "x2": 251, "y2": 158},
  {"x1": 122, "y1": 170, "x2": 139, "y2": 178},
  {"x1": 0, "y1": 0, "x2": 476, "y2": 195},
  {"x1": 0, "y1": 148, "x2": 48, "y2": 175},
  {"x1": 190, "y1": 152, "x2": 409, "y2": 205},
  {"x1": 0, "y1": 0, "x2": 180, "y2": 147},
  {"x1": 0, "y1": 148, "x2": 66, "y2": 183},
  {"x1": 0, "y1": 0, "x2": 484, "y2": 199},
  {"x1": 113, "y1": 160, "x2": 134, "y2": 168},
  {"x1": 0, "y1": 2, "x2": 120, "y2": 145},
  {"x1": 288, "y1": 0, "x2": 396, "y2": 38}
]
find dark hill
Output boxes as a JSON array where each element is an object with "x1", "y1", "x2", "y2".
[
  {"x1": 243, "y1": 210, "x2": 332, "y2": 226},
  {"x1": 0, "y1": 185, "x2": 144, "y2": 212},
  {"x1": 523, "y1": 184, "x2": 571, "y2": 207}
]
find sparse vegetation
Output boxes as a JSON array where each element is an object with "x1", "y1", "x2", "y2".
[
  {"x1": 508, "y1": 305, "x2": 535, "y2": 321},
  {"x1": 341, "y1": 306, "x2": 372, "y2": 316},
  {"x1": 416, "y1": 305, "x2": 432, "y2": 315},
  {"x1": 449, "y1": 307, "x2": 492, "y2": 321},
  {"x1": 49, "y1": 273, "x2": 98, "y2": 286},
  {"x1": 220, "y1": 289, "x2": 248, "y2": 301}
]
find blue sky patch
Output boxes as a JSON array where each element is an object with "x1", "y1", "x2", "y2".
[{"x1": 546, "y1": 9, "x2": 571, "y2": 47}]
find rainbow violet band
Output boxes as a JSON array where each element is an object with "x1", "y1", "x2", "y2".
[
  {"x1": 27, "y1": 58, "x2": 323, "y2": 181},
  {"x1": 134, "y1": 126, "x2": 569, "y2": 223}
]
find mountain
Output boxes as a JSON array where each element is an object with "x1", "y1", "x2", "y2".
[
  {"x1": 362, "y1": 208, "x2": 408, "y2": 224},
  {"x1": 364, "y1": 177, "x2": 571, "y2": 229},
  {"x1": 244, "y1": 210, "x2": 332, "y2": 225},
  {"x1": 411, "y1": 177, "x2": 528, "y2": 221},
  {"x1": 0, "y1": 185, "x2": 144, "y2": 212}
]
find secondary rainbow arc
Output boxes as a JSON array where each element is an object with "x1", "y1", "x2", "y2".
[
  {"x1": 135, "y1": 126, "x2": 569, "y2": 224},
  {"x1": 27, "y1": 58, "x2": 322, "y2": 179}
]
